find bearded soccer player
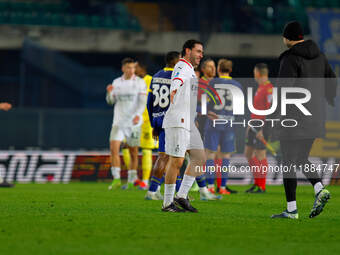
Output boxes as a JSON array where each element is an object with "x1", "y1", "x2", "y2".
[
  {"x1": 204, "y1": 59, "x2": 241, "y2": 195},
  {"x1": 162, "y1": 39, "x2": 208, "y2": 212},
  {"x1": 107, "y1": 58, "x2": 147, "y2": 190},
  {"x1": 135, "y1": 61, "x2": 156, "y2": 190},
  {"x1": 244, "y1": 63, "x2": 273, "y2": 194}
]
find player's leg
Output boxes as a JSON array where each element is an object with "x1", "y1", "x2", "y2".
[
  {"x1": 272, "y1": 139, "x2": 298, "y2": 219},
  {"x1": 140, "y1": 122, "x2": 154, "y2": 189},
  {"x1": 162, "y1": 127, "x2": 187, "y2": 212},
  {"x1": 108, "y1": 126, "x2": 124, "y2": 190},
  {"x1": 175, "y1": 125, "x2": 220, "y2": 211},
  {"x1": 145, "y1": 152, "x2": 168, "y2": 200},
  {"x1": 254, "y1": 149, "x2": 267, "y2": 193},
  {"x1": 295, "y1": 139, "x2": 330, "y2": 218},
  {"x1": 163, "y1": 155, "x2": 185, "y2": 212},
  {"x1": 122, "y1": 142, "x2": 131, "y2": 170},
  {"x1": 146, "y1": 129, "x2": 167, "y2": 199},
  {"x1": 244, "y1": 145, "x2": 259, "y2": 193},
  {"x1": 219, "y1": 130, "x2": 237, "y2": 194},
  {"x1": 244, "y1": 127, "x2": 261, "y2": 192},
  {"x1": 122, "y1": 126, "x2": 141, "y2": 189},
  {"x1": 217, "y1": 152, "x2": 232, "y2": 195},
  {"x1": 203, "y1": 128, "x2": 219, "y2": 193}
]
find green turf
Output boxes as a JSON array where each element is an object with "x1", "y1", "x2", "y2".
[{"x1": 1, "y1": 183, "x2": 340, "y2": 255}]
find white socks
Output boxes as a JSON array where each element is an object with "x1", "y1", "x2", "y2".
[
  {"x1": 128, "y1": 170, "x2": 137, "y2": 183},
  {"x1": 176, "y1": 174, "x2": 195, "y2": 199},
  {"x1": 314, "y1": 182, "x2": 324, "y2": 195},
  {"x1": 287, "y1": 201, "x2": 297, "y2": 212},
  {"x1": 111, "y1": 167, "x2": 120, "y2": 179},
  {"x1": 199, "y1": 186, "x2": 209, "y2": 194},
  {"x1": 163, "y1": 184, "x2": 176, "y2": 207}
]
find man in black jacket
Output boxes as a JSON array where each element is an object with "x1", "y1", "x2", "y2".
[{"x1": 272, "y1": 21, "x2": 337, "y2": 219}]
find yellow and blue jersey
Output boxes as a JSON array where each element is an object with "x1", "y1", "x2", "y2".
[
  {"x1": 205, "y1": 76, "x2": 243, "y2": 131},
  {"x1": 147, "y1": 67, "x2": 173, "y2": 131}
]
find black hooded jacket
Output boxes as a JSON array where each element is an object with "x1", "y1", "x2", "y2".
[{"x1": 276, "y1": 39, "x2": 337, "y2": 140}]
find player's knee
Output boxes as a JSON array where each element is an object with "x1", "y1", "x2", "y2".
[{"x1": 171, "y1": 157, "x2": 184, "y2": 170}]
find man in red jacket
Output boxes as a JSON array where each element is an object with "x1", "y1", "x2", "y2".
[{"x1": 245, "y1": 63, "x2": 273, "y2": 193}]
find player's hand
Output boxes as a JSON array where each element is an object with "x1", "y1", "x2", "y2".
[
  {"x1": 170, "y1": 90, "x2": 177, "y2": 104},
  {"x1": 0, "y1": 103, "x2": 12, "y2": 111},
  {"x1": 256, "y1": 129, "x2": 264, "y2": 140},
  {"x1": 106, "y1": 84, "x2": 114, "y2": 93},
  {"x1": 152, "y1": 128, "x2": 159, "y2": 140},
  {"x1": 133, "y1": 115, "x2": 140, "y2": 125},
  {"x1": 207, "y1": 111, "x2": 218, "y2": 120}
]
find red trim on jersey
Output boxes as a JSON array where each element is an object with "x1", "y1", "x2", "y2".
[
  {"x1": 179, "y1": 58, "x2": 193, "y2": 69},
  {"x1": 173, "y1": 77, "x2": 184, "y2": 86}
]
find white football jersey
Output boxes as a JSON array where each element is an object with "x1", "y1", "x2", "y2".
[
  {"x1": 108, "y1": 75, "x2": 147, "y2": 127},
  {"x1": 162, "y1": 58, "x2": 198, "y2": 131}
]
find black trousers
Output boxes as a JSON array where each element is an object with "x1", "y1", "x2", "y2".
[{"x1": 280, "y1": 139, "x2": 322, "y2": 202}]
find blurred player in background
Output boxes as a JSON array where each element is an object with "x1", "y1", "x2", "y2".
[
  {"x1": 197, "y1": 59, "x2": 216, "y2": 138},
  {"x1": 145, "y1": 51, "x2": 180, "y2": 200},
  {"x1": 135, "y1": 61, "x2": 156, "y2": 190},
  {"x1": 0, "y1": 102, "x2": 14, "y2": 188},
  {"x1": 204, "y1": 59, "x2": 241, "y2": 195},
  {"x1": 106, "y1": 58, "x2": 147, "y2": 190},
  {"x1": 244, "y1": 63, "x2": 273, "y2": 194}
]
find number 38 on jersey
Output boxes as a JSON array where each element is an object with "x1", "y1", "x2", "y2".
[{"x1": 152, "y1": 84, "x2": 170, "y2": 108}]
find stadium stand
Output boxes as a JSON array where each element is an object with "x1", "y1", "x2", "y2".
[{"x1": 0, "y1": 0, "x2": 142, "y2": 30}]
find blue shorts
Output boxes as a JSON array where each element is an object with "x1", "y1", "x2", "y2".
[
  {"x1": 158, "y1": 129, "x2": 165, "y2": 153},
  {"x1": 204, "y1": 128, "x2": 235, "y2": 153}
]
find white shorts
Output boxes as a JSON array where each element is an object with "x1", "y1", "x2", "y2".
[
  {"x1": 165, "y1": 125, "x2": 204, "y2": 157},
  {"x1": 110, "y1": 125, "x2": 141, "y2": 147}
]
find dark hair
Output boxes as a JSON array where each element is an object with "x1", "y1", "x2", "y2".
[
  {"x1": 121, "y1": 57, "x2": 135, "y2": 66},
  {"x1": 165, "y1": 51, "x2": 180, "y2": 66},
  {"x1": 181, "y1": 39, "x2": 203, "y2": 57},
  {"x1": 136, "y1": 60, "x2": 147, "y2": 71},
  {"x1": 254, "y1": 63, "x2": 269, "y2": 75}
]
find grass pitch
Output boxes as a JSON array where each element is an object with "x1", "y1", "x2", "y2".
[{"x1": 1, "y1": 183, "x2": 339, "y2": 255}]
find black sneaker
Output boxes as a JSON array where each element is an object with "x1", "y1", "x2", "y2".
[
  {"x1": 161, "y1": 203, "x2": 186, "y2": 212},
  {"x1": 245, "y1": 184, "x2": 256, "y2": 193},
  {"x1": 174, "y1": 196, "x2": 198, "y2": 213},
  {"x1": 225, "y1": 185, "x2": 238, "y2": 194},
  {"x1": 271, "y1": 209, "x2": 298, "y2": 219},
  {"x1": 0, "y1": 182, "x2": 14, "y2": 188},
  {"x1": 250, "y1": 186, "x2": 266, "y2": 193}
]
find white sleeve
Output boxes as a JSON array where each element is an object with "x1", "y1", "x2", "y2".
[
  {"x1": 171, "y1": 67, "x2": 186, "y2": 92},
  {"x1": 106, "y1": 80, "x2": 116, "y2": 105},
  {"x1": 135, "y1": 80, "x2": 147, "y2": 116}
]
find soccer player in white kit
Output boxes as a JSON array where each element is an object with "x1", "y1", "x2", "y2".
[
  {"x1": 162, "y1": 40, "x2": 207, "y2": 212},
  {"x1": 106, "y1": 58, "x2": 147, "y2": 190}
]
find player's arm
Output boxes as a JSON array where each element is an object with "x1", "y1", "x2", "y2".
[
  {"x1": 146, "y1": 82, "x2": 154, "y2": 127},
  {"x1": 0, "y1": 102, "x2": 12, "y2": 111},
  {"x1": 133, "y1": 80, "x2": 148, "y2": 125},
  {"x1": 170, "y1": 79, "x2": 183, "y2": 104},
  {"x1": 106, "y1": 83, "x2": 115, "y2": 105}
]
